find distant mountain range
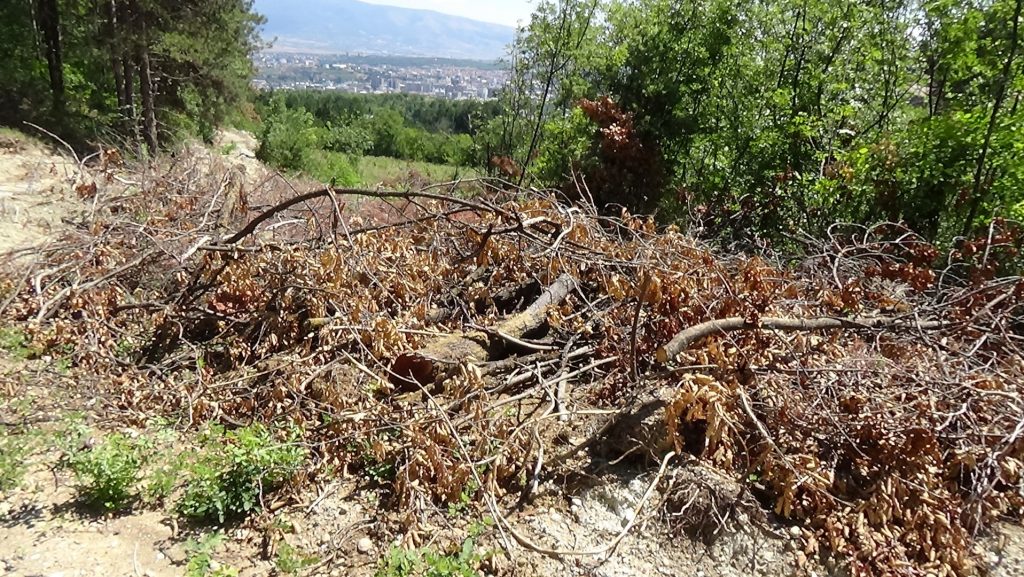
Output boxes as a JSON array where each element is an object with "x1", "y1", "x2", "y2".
[{"x1": 254, "y1": 0, "x2": 515, "y2": 61}]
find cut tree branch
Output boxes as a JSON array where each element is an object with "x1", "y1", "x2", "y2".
[
  {"x1": 388, "y1": 274, "x2": 578, "y2": 390},
  {"x1": 656, "y1": 316, "x2": 951, "y2": 364}
]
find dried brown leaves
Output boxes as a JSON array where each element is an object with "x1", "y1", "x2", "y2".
[{"x1": 1, "y1": 155, "x2": 1022, "y2": 577}]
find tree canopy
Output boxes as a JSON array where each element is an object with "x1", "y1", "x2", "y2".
[
  {"x1": 496, "y1": 0, "x2": 1024, "y2": 244},
  {"x1": 0, "y1": 0, "x2": 264, "y2": 150}
]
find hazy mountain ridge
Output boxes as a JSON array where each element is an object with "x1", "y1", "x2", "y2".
[{"x1": 254, "y1": 0, "x2": 515, "y2": 60}]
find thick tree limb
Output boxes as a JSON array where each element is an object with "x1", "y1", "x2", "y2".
[
  {"x1": 656, "y1": 316, "x2": 951, "y2": 364},
  {"x1": 217, "y1": 187, "x2": 511, "y2": 245},
  {"x1": 389, "y1": 274, "x2": 577, "y2": 390}
]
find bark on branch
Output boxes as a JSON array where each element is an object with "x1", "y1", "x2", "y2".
[
  {"x1": 656, "y1": 316, "x2": 950, "y2": 364},
  {"x1": 389, "y1": 274, "x2": 577, "y2": 390}
]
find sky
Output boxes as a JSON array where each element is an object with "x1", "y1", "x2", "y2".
[{"x1": 359, "y1": 0, "x2": 535, "y2": 27}]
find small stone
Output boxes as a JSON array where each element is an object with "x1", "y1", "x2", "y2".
[
  {"x1": 356, "y1": 537, "x2": 373, "y2": 554},
  {"x1": 208, "y1": 560, "x2": 221, "y2": 572},
  {"x1": 155, "y1": 551, "x2": 165, "y2": 561},
  {"x1": 789, "y1": 526, "x2": 802, "y2": 538}
]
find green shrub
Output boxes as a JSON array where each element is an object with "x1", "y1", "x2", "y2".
[
  {"x1": 177, "y1": 424, "x2": 306, "y2": 523},
  {"x1": 257, "y1": 101, "x2": 319, "y2": 172},
  {"x1": 324, "y1": 119, "x2": 374, "y2": 156},
  {"x1": 303, "y1": 150, "x2": 361, "y2": 187},
  {"x1": 375, "y1": 537, "x2": 482, "y2": 577},
  {"x1": 66, "y1": 433, "x2": 148, "y2": 511}
]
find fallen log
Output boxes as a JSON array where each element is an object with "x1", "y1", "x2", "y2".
[
  {"x1": 390, "y1": 274, "x2": 577, "y2": 391},
  {"x1": 656, "y1": 315, "x2": 950, "y2": 364}
]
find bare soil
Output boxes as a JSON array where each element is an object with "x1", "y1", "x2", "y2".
[{"x1": 0, "y1": 132, "x2": 82, "y2": 257}]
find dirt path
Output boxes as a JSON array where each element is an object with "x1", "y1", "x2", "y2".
[{"x1": 0, "y1": 131, "x2": 82, "y2": 258}]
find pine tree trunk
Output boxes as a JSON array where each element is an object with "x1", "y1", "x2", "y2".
[
  {"x1": 105, "y1": 0, "x2": 127, "y2": 113},
  {"x1": 126, "y1": 0, "x2": 157, "y2": 152},
  {"x1": 136, "y1": 45, "x2": 158, "y2": 153},
  {"x1": 35, "y1": 0, "x2": 65, "y2": 118}
]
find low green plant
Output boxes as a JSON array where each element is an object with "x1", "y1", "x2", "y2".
[
  {"x1": 0, "y1": 432, "x2": 33, "y2": 490},
  {"x1": 0, "y1": 326, "x2": 37, "y2": 359},
  {"x1": 66, "y1": 433, "x2": 149, "y2": 511},
  {"x1": 375, "y1": 536, "x2": 482, "y2": 577},
  {"x1": 303, "y1": 150, "x2": 360, "y2": 187},
  {"x1": 274, "y1": 541, "x2": 318, "y2": 575},
  {"x1": 177, "y1": 424, "x2": 306, "y2": 523},
  {"x1": 184, "y1": 532, "x2": 239, "y2": 577},
  {"x1": 144, "y1": 458, "x2": 181, "y2": 504}
]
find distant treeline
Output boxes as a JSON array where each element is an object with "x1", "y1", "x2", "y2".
[{"x1": 253, "y1": 91, "x2": 502, "y2": 179}]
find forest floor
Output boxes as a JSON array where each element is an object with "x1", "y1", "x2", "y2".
[{"x1": 0, "y1": 129, "x2": 1022, "y2": 577}]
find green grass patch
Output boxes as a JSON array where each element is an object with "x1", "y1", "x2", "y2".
[
  {"x1": 0, "y1": 326, "x2": 39, "y2": 359},
  {"x1": 356, "y1": 156, "x2": 479, "y2": 188}
]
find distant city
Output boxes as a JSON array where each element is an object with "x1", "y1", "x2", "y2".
[{"x1": 254, "y1": 52, "x2": 510, "y2": 100}]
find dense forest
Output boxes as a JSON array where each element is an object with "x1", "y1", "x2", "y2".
[
  {"x1": 495, "y1": 0, "x2": 1024, "y2": 246},
  {"x1": 1, "y1": 0, "x2": 1021, "y2": 246},
  {"x1": 0, "y1": 0, "x2": 263, "y2": 149}
]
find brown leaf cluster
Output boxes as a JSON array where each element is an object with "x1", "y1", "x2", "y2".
[{"x1": 1, "y1": 156, "x2": 1022, "y2": 576}]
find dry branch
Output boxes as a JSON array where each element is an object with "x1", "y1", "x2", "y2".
[
  {"x1": 389, "y1": 274, "x2": 577, "y2": 390},
  {"x1": 217, "y1": 186, "x2": 511, "y2": 245},
  {"x1": 2, "y1": 152, "x2": 1021, "y2": 577},
  {"x1": 656, "y1": 315, "x2": 952, "y2": 363}
]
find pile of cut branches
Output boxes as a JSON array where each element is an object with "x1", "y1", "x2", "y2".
[{"x1": 1, "y1": 154, "x2": 1022, "y2": 577}]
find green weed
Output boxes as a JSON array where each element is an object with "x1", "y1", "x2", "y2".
[
  {"x1": 184, "y1": 532, "x2": 239, "y2": 577},
  {"x1": 0, "y1": 326, "x2": 38, "y2": 359},
  {"x1": 177, "y1": 424, "x2": 306, "y2": 523},
  {"x1": 65, "y1": 433, "x2": 149, "y2": 511},
  {"x1": 0, "y1": 432, "x2": 34, "y2": 491},
  {"x1": 374, "y1": 536, "x2": 482, "y2": 577},
  {"x1": 274, "y1": 541, "x2": 319, "y2": 575}
]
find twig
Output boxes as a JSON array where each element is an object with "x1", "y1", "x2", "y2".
[
  {"x1": 23, "y1": 121, "x2": 80, "y2": 165},
  {"x1": 631, "y1": 271, "x2": 652, "y2": 381}
]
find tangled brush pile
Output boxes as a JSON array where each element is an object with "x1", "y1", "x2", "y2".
[{"x1": 1, "y1": 153, "x2": 1022, "y2": 577}]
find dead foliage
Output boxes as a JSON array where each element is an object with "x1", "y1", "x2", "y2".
[{"x1": 0, "y1": 153, "x2": 1022, "y2": 577}]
